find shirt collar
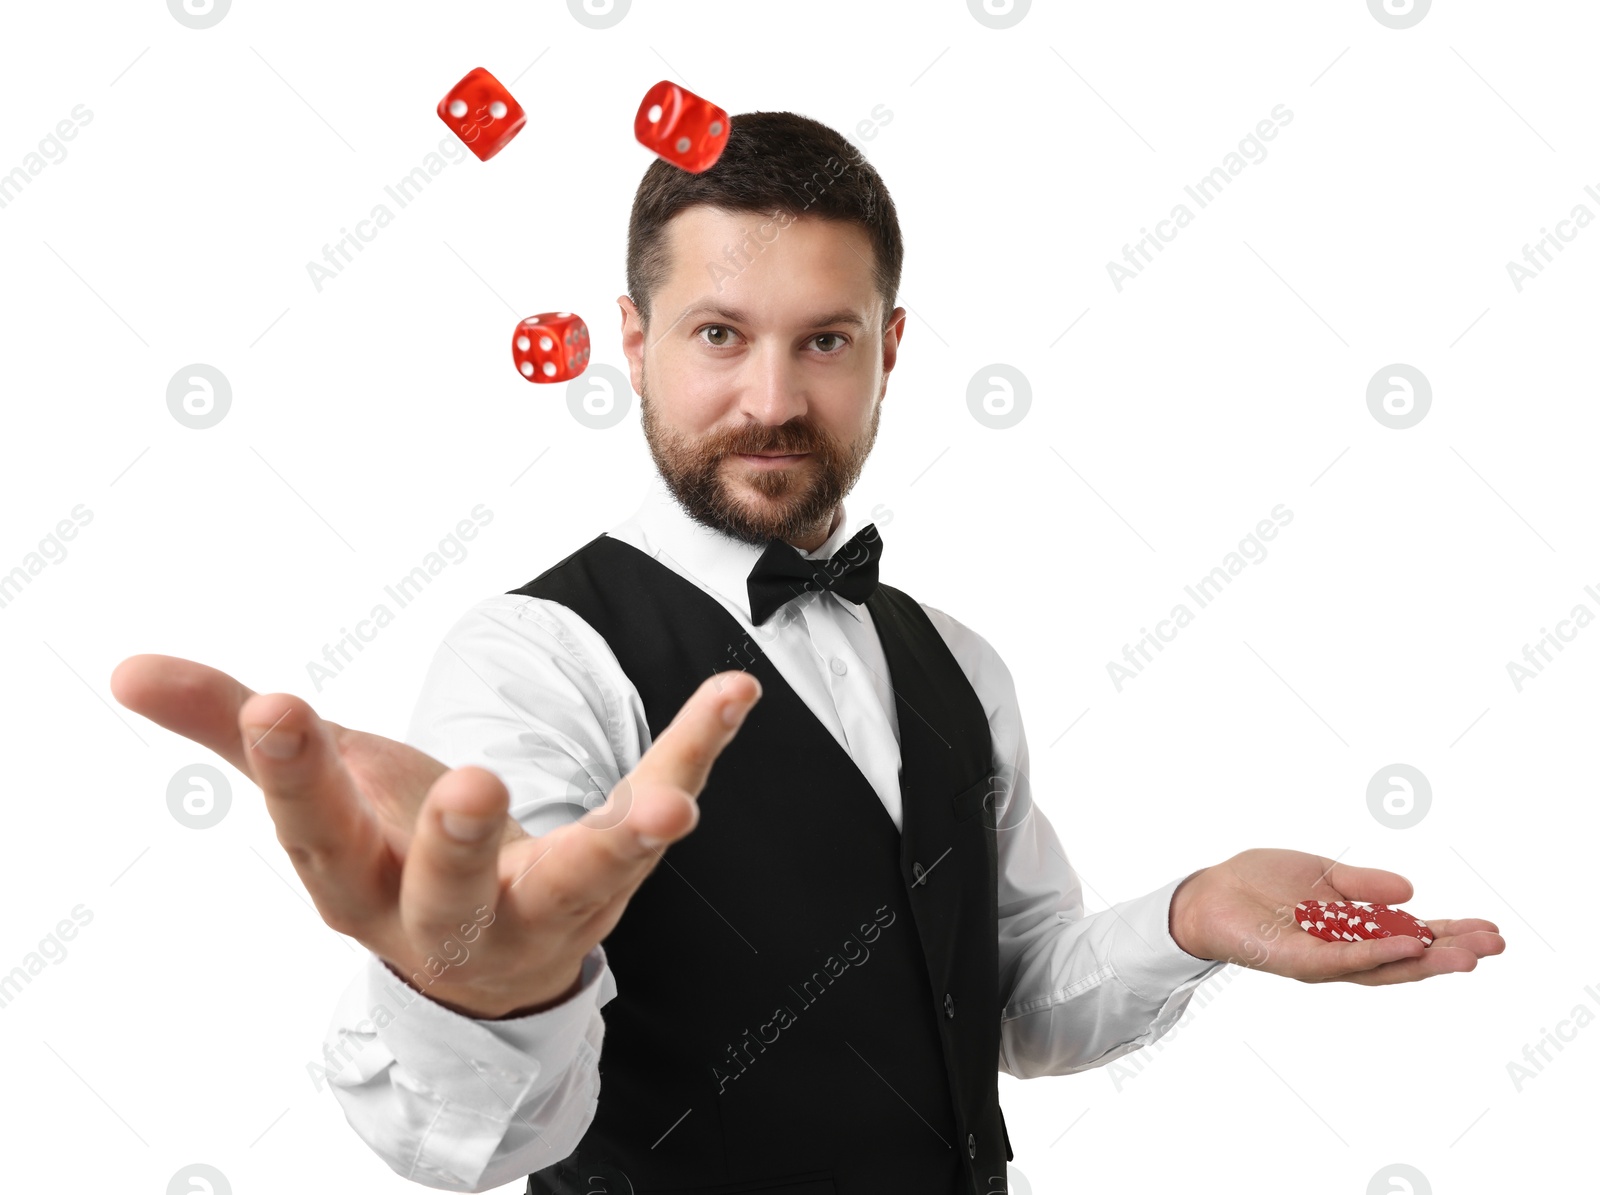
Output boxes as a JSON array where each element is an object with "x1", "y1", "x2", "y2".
[{"x1": 608, "y1": 467, "x2": 870, "y2": 625}]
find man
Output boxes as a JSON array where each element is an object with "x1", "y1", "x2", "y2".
[{"x1": 111, "y1": 111, "x2": 1504, "y2": 1194}]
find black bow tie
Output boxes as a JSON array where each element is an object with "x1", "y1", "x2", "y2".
[{"x1": 746, "y1": 522, "x2": 883, "y2": 626}]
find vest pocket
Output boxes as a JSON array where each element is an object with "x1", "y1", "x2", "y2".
[{"x1": 951, "y1": 772, "x2": 998, "y2": 825}]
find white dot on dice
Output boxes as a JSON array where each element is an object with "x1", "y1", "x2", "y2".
[
  {"x1": 489, "y1": 101, "x2": 507, "y2": 119},
  {"x1": 449, "y1": 100, "x2": 467, "y2": 117},
  {"x1": 517, "y1": 336, "x2": 531, "y2": 351},
  {"x1": 540, "y1": 336, "x2": 553, "y2": 351},
  {"x1": 648, "y1": 104, "x2": 662, "y2": 123},
  {"x1": 521, "y1": 361, "x2": 534, "y2": 377},
  {"x1": 542, "y1": 362, "x2": 556, "y2": 376}
]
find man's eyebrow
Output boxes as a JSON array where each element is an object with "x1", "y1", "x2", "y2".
[{"x1": 675, "y1": 301, "x2": 871, "y2": 331}]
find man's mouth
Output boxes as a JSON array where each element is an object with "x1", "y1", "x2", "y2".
[{"x1": 732, "y1": 451, "x2": 809, "y2": 466}]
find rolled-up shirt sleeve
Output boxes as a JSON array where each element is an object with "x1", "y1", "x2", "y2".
[
  {"x1": 319, "y1": 594, "x2": 640, "y2": 1190},
  {"x1": 322, "y1": 944, "x2": 615, "y2": 1191}
]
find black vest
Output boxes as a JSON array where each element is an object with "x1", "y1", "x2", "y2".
[{"x1": 509, "y1": 533, "x2": 1012, "y2": 1195}]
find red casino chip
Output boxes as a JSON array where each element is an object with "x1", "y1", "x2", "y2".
[
  {"x1": 1363, "y1": 903, "x2": 1435, "y2": 945},
  {"x1": 1293, "y1": 898, "x2": 1434, "y2": 945},
  {"x1": 1295, "y1": 900, "x2": 1341, "y2": 942}
]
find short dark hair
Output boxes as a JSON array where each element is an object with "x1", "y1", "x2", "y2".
[{"x1": 625, "y1": 109, "x2": 904, "y2": 334}]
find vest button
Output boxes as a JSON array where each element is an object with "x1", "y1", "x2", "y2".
[
  {"x1": 944, "y1": 993, "x2": 955, "y2": 1018},
  {"x1": 967, "y1": 1131, "x2": 977, "y2": 1158},
  {"x1": 912, "y1": 862, "x2": 924, "y2": 882}
]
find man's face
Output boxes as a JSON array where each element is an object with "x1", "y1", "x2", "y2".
[{"x1": 619, "y1": 206, "x2": 906, "y2": 550}]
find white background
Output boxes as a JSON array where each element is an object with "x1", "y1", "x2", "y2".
[{"x1": 0, "y1": 1, "x2": 1592, "y2": 1192}]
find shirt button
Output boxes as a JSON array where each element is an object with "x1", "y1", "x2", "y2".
[
  {"x1": 944, "y1": 993, "x2": 955, "y2": 1019},
  {"x1": 829, "y1": 656, "x2": 847, "y2": 676},
  {"x1": 967, "y1": 1131, "x2": 977, "y2": 1158}
]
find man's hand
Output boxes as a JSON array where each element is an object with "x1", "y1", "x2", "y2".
[
  {"x1": 1168, "y1": 848, "x2": 1506, "y2": 986},
  {"x1": 110, "y1": 654, "x2": 762, "y2": 1018}
]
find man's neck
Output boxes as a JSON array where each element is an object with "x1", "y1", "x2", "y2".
[{"x1": 786, "y1": 504, "x2": 842, "y2": 553}]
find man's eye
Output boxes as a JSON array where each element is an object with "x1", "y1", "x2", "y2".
[{"x1": 695, "y1": 327, "x2": 847, "y2": 353}]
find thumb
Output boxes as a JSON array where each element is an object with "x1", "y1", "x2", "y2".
[{"x1": 1325, "y1": 862, "x2": 1414, "y2": 907}]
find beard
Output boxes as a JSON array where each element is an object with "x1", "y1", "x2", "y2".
[{"x1": 638, "y1": 365, "x2": 882, "y2": 549}]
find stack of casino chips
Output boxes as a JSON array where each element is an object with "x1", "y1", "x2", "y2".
[{"x1": 1295, "y1": 899, "x2": 1434, "y2": 946}]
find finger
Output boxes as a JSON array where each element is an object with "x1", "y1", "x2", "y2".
[
  {"x1": 236, "y1": 692, "x2": 384, "y2": 911},
  {"x1": 495, "y1": 777, "x2": 697, "y2": 927},
  {"x1": 1327, "y1": 943, "x2": 1482, "y2": 987},
  {"x1": 629, "y1": 671, "x2": 762, "y2": 804},
  {"x1": 1267, "y1": 932, "x2": 1427, "y2": 981},
  {"x1": 1323, "y1": 862, "x2": 1415, "y2": 907},
  {"x1": 399, "y1": 767, "x2": 512, "y2": 949},
  {"x1": 1424, "y1": 926, "x2": 1506, "y2": 959},
  {"x1": 1423, "y1": 917, "x2": 1502, "y2": 939},
  {"x1": 111, "y1": 654, "x2": 259, "y2": 775}
]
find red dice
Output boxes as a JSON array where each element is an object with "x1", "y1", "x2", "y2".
[
  {"x1": 437, "y1": 67, "x2": 526, "y2": 162},
  {"x1": 634, "y1": 81, "x2": 730, "y2": 173},
  {"x1": 513, "y1": 313, "x2": 590, "y2": 383}
]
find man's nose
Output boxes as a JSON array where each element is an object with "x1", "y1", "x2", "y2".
[{"x1": 738, "y1": 348, "x2": 809, "y2": 430}]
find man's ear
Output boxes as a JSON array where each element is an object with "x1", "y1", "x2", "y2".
[
  {"x1": 618, "y1": 294, "x2": 645, "y2": 397},
  {"x1": 879, "y1": 306, "x2": 908, "y2": 397}
]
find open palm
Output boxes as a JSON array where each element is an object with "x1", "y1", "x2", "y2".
[
  {"x1": 111, "y1": 652, "x2": 761, "y2": 1017},
  {"x1": 1171, "y1": 848, "x2": 1506, "y2": 987}
]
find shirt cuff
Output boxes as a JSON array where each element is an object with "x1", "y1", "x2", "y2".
[
  {"x1": 1107, "y1": 873, "x2": 1228, "y2": 1004},
  {"x1": 322, "y1": 946, "x2": 614, "y2": 1190},
  {"x1": 353, "y1": 943, "x2": 613, "y2": 1109}
]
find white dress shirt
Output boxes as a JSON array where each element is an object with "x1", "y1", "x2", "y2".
[{"x1": 318, "y1": 468, "x2": 1227, "y2": 1192}]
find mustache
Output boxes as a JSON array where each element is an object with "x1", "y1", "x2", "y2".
[{"x1": 724, "y1": 435, "x2": 820, "y2": 455}]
